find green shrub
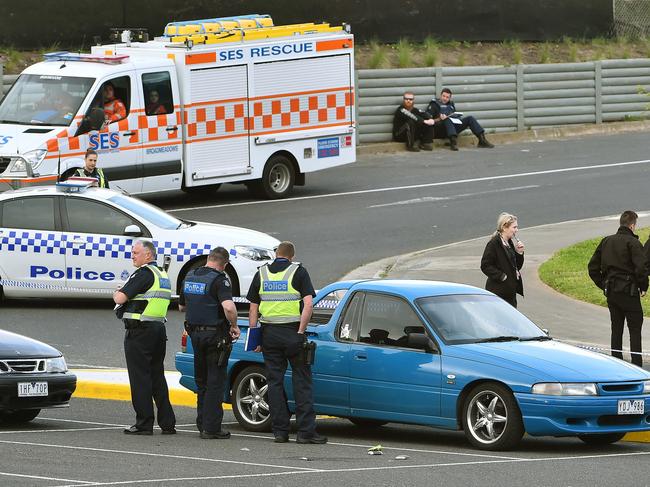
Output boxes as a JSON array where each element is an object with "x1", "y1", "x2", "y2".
[{"x1": 396, "y1": 38, "x2": 414, "y2": 68}]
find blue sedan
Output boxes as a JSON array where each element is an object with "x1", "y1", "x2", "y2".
[{"x1": 175, "y1": 279, "x2": 650, "y2": 450}]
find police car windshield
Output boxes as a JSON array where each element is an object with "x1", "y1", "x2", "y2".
[
  {"x1": 0, "y1": 74, "x2": 94, "y2": 126},
  {"x1": 108, "y1": 195, "x2": 183, "y2": 230}
]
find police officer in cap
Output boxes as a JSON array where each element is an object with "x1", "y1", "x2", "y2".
[
  {"x1": 247, "y1": 241, "x2": 327, "y2": 444},
  {"x1": 179, "y1": 247, "x2": 240, "y2": 439},
  {"x1": 76, "y1": 149, "x2": 109, "y2": 188},
  {"x1": 113, "y1": 239, "x2": 176, "y2": 435},
  {"x1": 588, "y1": 210, "x2": 648, "y2": 367}
]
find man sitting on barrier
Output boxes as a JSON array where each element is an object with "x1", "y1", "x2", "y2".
[
  {"x1": 392, "y1": 91, "x2": 435, "y2": 152},
  {"x1": 426, "y1": 88, "x2": 494, "y2": 151}
]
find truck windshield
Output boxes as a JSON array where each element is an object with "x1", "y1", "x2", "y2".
[{"x1": 0, "y1": 74, "x2": 95, "y2": 126}]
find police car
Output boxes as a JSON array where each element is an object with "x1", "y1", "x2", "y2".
[{"x1": 0, "y1": 181, "x2": 279, "y2": 299}]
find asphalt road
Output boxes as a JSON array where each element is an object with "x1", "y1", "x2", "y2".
[
  {"x1": 2, "y1": 131, "x2": 650, "y2": 369},
  {"x1": 2, "y1": 398, "x2": 650, "y2": 486}
]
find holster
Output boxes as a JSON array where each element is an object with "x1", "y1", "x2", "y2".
[
  {"x1": 215, "y1": 339, "x2": 233, "y2": 367},
  {"x1": 303, "y1": 341, "x2": 317, "y2": 366}
]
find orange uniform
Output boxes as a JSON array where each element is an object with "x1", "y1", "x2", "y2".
[{"x1": 104, "y1": 98, "x2": 127, "y2": 123}]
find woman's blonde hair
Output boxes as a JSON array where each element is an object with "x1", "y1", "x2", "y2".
[{"x1": 495, "y1": 212, "x2": 517, "y2": 236}]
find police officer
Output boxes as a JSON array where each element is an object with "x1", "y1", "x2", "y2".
[
  {"x1": 588, "y1": 210, "x2": 648, "y2": 367},
  {"x1": 247, "y1": 241, "x2": 327, "y2": 444},
  {"x1": 113, "y1": 239, "x2": 176, "y2": 435},
  {"x1": 179, "y1": 247, "x2": 240, "y2": 439},
  {"x1": 76, "y1": 149, "x2": 109, "y2": 188}
]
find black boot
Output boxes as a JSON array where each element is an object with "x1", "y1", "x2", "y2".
[
  {"x1": 406, "y1": 144, "x2": 420, "y2": 152},
  {"x1": 449, "y1": 136, "x2": 459, "y2": 151},
  {"x1": 477, "y1": 132, "x2": 494, "y2": 148}
]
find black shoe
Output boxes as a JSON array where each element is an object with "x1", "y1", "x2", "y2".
[
  {"x1": 200, "y1": 430, "x2": 231, "y2": 439},
  {"x1": 161, "y1": 428, "x2": 177, "y2": 435},
  {"x1": 123, "y1": 426, "x2": 153, "y2": 436},
  {"x1": 477, "y1": 133, "x2": 494, "y2": 148},
  {"x1": 296, "y1": 433, "x2": 328, "y2": 444},
  {"x1": 274, "y1": 435, "x2": 289, "y2": 443},
  {"x1": 419, "y1": 143, "x2": 433, "y2": 151},
  {"x1": 449, "y1": 136, "x2": 459, "y2": 151},
  {"x1": 406, "y1": 145, "x2": 420, "y2": 152}
]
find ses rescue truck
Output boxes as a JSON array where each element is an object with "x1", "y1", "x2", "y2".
[{"x1": 0, "y1": 14, "x2": 355, "y2": 198}]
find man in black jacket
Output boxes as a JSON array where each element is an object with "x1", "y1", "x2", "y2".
[
  {"x1": 392, "y1": 92, "x2": 435, "y2": 152},
  {"x1": 588, "y1": 210, "x2": 648, "y2": 367},
  {"x1": 426, "y1": 88, "x2": 494, "y2": 151}
]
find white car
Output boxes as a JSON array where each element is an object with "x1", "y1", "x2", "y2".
[{"x1": 0, "y1": 182, "x2": 279, "y2": 298}]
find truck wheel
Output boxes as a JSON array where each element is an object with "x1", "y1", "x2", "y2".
[
  {"x1": 181, "y1": 183, "x2": 221, "y2": 194},
  {"x1": 462, "y1": 382, "x2": 524, "y2": 451},
  {"x1": 578, "y1": 433, "x2": 626, "y2": 445},
  {"x1": 249, "y1": 155, "x2": 295, "y2": 199},
  {"x1": 0, "y1": 409, "x2": 41, "y2": 424},
  {"x1": 232, "y1": 365, "x2": 271, "y2": 432}
]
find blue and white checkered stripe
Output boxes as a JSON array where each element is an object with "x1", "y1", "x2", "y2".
[{"x1": 0, "y1": 230, "x2": 211, "y2": 262}]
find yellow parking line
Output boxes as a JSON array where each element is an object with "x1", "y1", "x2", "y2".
[{"x1": 623, "y1": 432, "x2": 650, "y2": 443}]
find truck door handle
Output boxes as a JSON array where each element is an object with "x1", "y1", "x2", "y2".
[
  {"x1": 166, "y1": 126, "x2": 178, "y2": 132},
  {"x1": 354, "y1": 353, "x2": 367, "y2": 361},
  {"x1": 122, "y1": 131, "x2": 136, "y2": 137}
]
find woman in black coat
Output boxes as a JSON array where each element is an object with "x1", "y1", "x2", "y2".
[{"x1": 480, "y1": 213, "x2": 525, "y2": 307}]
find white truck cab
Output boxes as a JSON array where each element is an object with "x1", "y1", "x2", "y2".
[{"x1": 0, "y1": 14, "x2": 356, "y2": 199}]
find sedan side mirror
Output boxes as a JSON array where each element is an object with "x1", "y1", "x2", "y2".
[
  {"x1": 407, "y1": 333, "x2": 438, "y2": 353},
  {"x1": 124, "y1": 224, "x2": 143, "y2": 237},
  {"x1": 542, "y1": 328, "x2": 550, "y2": 336}
]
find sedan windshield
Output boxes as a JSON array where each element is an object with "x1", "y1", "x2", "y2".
[
  {"x1": 416, "y1": 294, "x2": 546, "y2": 344},
  {"x1": 0, "y1": 74, "x2": 94, "y2": 126},
  {"x1": 108, "y1": 195, "x2": 183, "y2": 230}
]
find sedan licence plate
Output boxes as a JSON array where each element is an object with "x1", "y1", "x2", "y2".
[
  {"x1": 17, "y1": 382, "x2": 48, "y2": 397},
  {"x1": 618, "y1": 399, "x2": 645, "y2": 415}
]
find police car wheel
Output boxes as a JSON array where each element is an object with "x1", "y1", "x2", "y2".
[
  {"x1": 181, "y1": 183, "x2": 221, "y2": 194},
  {"x1": 0, "y1": 409, "x2": 41, "y2": 424},
  {"x1": 232, "y1": 365, "x2": 272, "y2": 432},
  {"x1": 249, "y1": 155, "x2": 295, "y2": 199},
  {"x1": 178, "y1": 257, "x2": 240, "y2": 296}
]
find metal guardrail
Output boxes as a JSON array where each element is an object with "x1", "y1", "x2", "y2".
[
  {"x1": 1, "y1": 71, "x2": 18, "y2": 96},
  {"x1": 1, "y1": 58, "x2": 649, "y2": 143},
  {"x1": 357, "y1": 58, "x2": 650, "y2": 143}
]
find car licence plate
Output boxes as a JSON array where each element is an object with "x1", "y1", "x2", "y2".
[
  {"x1": 17, "y1": 382, "x2": 48, "y2": 397},
  {"x1": 617, "y1": 399, "x2": 645, "y2": 415}
]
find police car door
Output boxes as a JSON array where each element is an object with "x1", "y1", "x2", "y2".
[
  {"x1": 138, "y1": 67, "x2": 183, "y2": 193},
  {"x1": 74, "y1": 75, "x2": 144, "y2": 194},
  {"x1": 0, "y1": 195, "x2": 67, "y2": 298},
  {"x1": 59, "y1": 194, "x2": 147, "y2": 295}
]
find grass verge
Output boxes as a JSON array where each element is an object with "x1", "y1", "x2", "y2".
[{"x1": 538, "y1": 227, "x2": 650, "y2": 316}]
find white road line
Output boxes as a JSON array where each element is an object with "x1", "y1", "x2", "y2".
[
  {"x1": 39, "y1": 418, "x2": 126, "y2": 427},
  {"x1": 167, "y1": 158, "x2": 650, "y2": 212},
  {"x1": 0, "y1": 471, "x2": 93, "y2": 484},
  {"x1": 49, "y1": 449, "x2": 650, "y2": 486},
  {"x1": 0, "y1": 426, "x2": 122, "y2": 434},
  {"x1": 368, "y1": 185, "x2": 539, "y2": 208},
  {"x1": 0, "y1": 439, "x2": 321, "y2": 472}
]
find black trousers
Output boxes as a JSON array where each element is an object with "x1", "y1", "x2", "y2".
[
  {"x1": 435, "y1": 115, "x2": 484, "y2": 138},
  {"x1": 394, "y1": 120, "x2": 434, "y2": 148},
  {"x1": 261, "y1": 325, "x2": 316, "y2": 438},
  {"x1": 607, "y1": 292, "x2": 644, "y2": 367},
  {"x1": 190, "y1": 327, "x2": 228, "y2": 434},
  {"x1": 124, "y1": 323, "x2": 176, "y2": 431}
]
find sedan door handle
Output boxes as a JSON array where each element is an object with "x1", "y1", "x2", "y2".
[
  {"x1": 71, "y1": 239, "x2": 87, "y2": 247},
  {"x1": 353, "y1": 353, "x2": 367, "y2": 361},
  {"x1": 122, "y1": 131, "x2": 136, "y2": 137},
  {"x1": 166, "y1": 126, "x2": 178, "y2": 132}
]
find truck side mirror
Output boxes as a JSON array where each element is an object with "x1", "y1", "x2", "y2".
[
  {"x1": 406, "y1": 333, "x2": 438, "y2": 353},
  {"x1": 123, "y1": 224, "x2": 142, "y2": 237}
]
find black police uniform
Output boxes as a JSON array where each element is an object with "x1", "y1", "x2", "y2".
[
  {"x1": 426, "y1": 98, "x2": 485, "y2": 139},
  {"x1": 246, "y1": 258, "x2": 317, "y2": 440},
  {"x1": 179, "y1": 267, "x2": 233, "y2": 435},
  {"x1": 588, "y1": 226, "x2": 649, "y2": 367},
  {"x1": 392, "y1": 105, "x2": 434, "y2": 150},
  {"x1": 120, "y1": 261, "x2": 175, "y2": 432}
]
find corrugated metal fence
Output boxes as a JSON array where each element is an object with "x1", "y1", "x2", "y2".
[
  {"x1": 1, "y1": 59, "x2": 649, "y2": 144},
  {"x1": 357, "y1": 58, "x2": 650, "y2": 143}
]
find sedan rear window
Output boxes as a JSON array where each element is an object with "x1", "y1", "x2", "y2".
[{"x1": 2, "y1": 197, "x2": 56, "y2": 231}]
